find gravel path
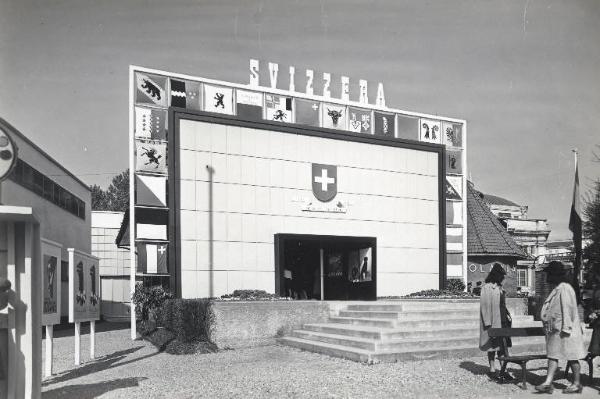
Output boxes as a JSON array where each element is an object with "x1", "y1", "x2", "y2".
[{"x1": 42, "y1": 323, "x2": 600, "y2": 398}]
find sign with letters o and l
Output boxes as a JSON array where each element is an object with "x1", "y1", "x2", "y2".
[
  {"x1": 312, "y1": 163, "x2": 337, "y2": 202},
  {"x1": 0, "y1": 124, "x2": 18, "y2": 182}
]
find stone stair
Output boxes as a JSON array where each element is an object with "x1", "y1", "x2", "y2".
[{"x1": 279, "y1": 300, "x2": 545, "y2": 363}]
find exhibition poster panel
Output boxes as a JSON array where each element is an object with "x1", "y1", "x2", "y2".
[
  {"x1": 68, "y1": 249, "x2": 101, "y2": 323},
  {"x1": 41, "y1": 239, "x2": 62, "y2": 326}
]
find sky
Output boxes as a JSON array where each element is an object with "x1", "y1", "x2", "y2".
[{"x1": 0, "y1": 0, "x2": 599, "y2": 240}]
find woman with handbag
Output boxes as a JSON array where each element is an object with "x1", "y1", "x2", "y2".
[{"x1": 479, "y1": 263, "x2": 513, "y2": 380}]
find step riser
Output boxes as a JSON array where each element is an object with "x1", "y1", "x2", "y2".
[
  {"x1": 292, "y1": 331, "x2": 376, "y2": 351},
  {"x1": 346, "y1": 305, "x2": 405, "y2": 312},
  {"x1": 278, "y1": 338, "x2": 372, "y2": 363},
  {"x1": 376, "y1": 337, "x2": 478, "y2": 351},
  {"x1": 329, "y1": 317, "x2": 395, "y2": 328},
  {"x1": 384, "y1": 329, "x2": 479, "y2": 340},
  {"x1": 372, "y1": 342, "x2": 548, "y2": 363},
  {"x1": 339, "y1": 311, "x2": 400, "y2": 319},
  {"x1": 302, "y1": 324, "x2": 479, "y2": 340},
  {"x1": 394, "y1": 319, "x2": 479, "y2": 330},
  {"x1": 303, "y1": 325, "x2": 382, "y2": 339},
  {"x1": 396, "y1": 311, "x2": 478, "y2": 320}
]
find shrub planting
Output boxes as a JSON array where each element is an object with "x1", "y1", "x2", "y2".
[{"x1": 161, "y1": 298, "x2": 214, "y2": 343}]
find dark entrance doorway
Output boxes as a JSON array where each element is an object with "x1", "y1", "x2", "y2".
[{"x1": 275, "y1": 234, "x2": 376, "y2": 300}]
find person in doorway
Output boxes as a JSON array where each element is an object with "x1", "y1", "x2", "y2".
[
  {"x1": 360, "y1": 257, "x2": 369, "y2": 281},
  {"x1": 535, "y1": 261, "x2": 586, "y2": 394},
  {"x1": 472, "y1": 281, "x2": 483, "y2": 296},
  {"x1": 479, "y1": 263, "x2": 513, "y2": 381}
]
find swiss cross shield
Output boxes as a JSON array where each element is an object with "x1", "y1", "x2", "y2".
[{"x1": 312, "y1": 164, "x2": 337, "y2": 202}]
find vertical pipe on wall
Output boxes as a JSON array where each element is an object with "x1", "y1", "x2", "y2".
[
  {"x1": 320, "y1": 248, "x2": 324, "y2": 301},
  {"x1": 128, "y1": 66, "x2": 137, "y2": 340}
]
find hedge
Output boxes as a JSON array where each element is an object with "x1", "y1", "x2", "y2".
[{"x1": 160, "y1": 298, "x2": 214, "y2": 343}]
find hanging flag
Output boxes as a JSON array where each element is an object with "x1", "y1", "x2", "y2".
[
  {"x1": 170, "y1": 79, "x2": 201, "y2": 110},
  {"x1": 446, "y1": 227, "x2": 463, "y2": 251},
  {"x1": 446, "y1": 201, "x2": 463, "y2": 225},
  {"x1": 265, "y1": 95, "x2": 293, "y2": 122},
  {"x1": 347, "y1": 107, "x2": 371, "y2": 134},
  {"x1": 445, "y1": 179, "x2": 461, "y2": 200},
  {"x1": 295, "y1": 99, "x2": 320, "y2": 127},
  {"x1": 569, "y1": 154, "x2": 582, "y2": 302},
  {"x1": 447, "y1": 253, "x2": 463, "y2": 268},
  {"x1": 397, "y1": 114, "x2": 419, "y2": 141},
  {"x1": 374, "y1": 112, "x2": 395, "y2": 137},
  {"x1": 136, "y1": 174, "x2": 167, "y2": 207},
  {"x1": 447, "y1": 176, "x2": 463, "y2": 200},
  {"x1": 419, "y1": 119, "x2": 441, "y2": 144},
  {"x1": 135, "y1": 107, "x2": 166, "y2": 140},
  {"x1": 322, "y1": 104, "x2": 346, "y2": 130},
  {"x1": 137, "y1": 243, "x2": 168, "y2": 274},
  {"x1": 135, "y1": 140, "x2": 167, "y2": 174},
  {"x1": 135, "y1": 73, "x2": 167, "y2": 107},
  {"x1": 443, "y1": 121, "x2": 463, "y2": 148},
  {"x1": 446, "y1": 149, "x2": 463, "y2": 174},
  {"x1": 236, "y1": 90, "x2": 263, "y2": 121},
  {"x1": 135, "y1": 207, "x2": 168, "y2": 240},
  {"x1": 203, "y1": 84, "x2": 233, "y2": 114}
]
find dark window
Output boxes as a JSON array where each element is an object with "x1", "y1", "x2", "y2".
[
  {"x1": 43, "y1": 176, "x2": 54, "y2": 201},
  {"x1": 7, "y1": 159, "x2": 86, "y2": 220},
  {"x1": 33, "y1": 170, "x2": 44, "y2": 195},
  {"x1": 53, "y1": 183, "x2": 61, "y2": 206},
  {"x1": 22, "y1": 162, "x2": 34, "y2": 189}
]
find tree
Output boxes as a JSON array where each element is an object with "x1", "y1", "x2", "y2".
[
  {"x1": 584, "y1": 180, "x2": 600, "y2": 269},
  {"x1": 90, "y1": 184, "x2": 109, "y2": 211},
  {"x1": 90, "y1": 169, "x2": 129, "y2": 212}
]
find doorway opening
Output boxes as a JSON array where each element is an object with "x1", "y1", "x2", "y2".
[{"x1": 275, "y1": 234, "x2": 376, "y2": 300}]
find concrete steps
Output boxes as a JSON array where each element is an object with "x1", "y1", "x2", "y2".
[{"x1": 279, "y1": 300, "x2": 546, "y2": 363}]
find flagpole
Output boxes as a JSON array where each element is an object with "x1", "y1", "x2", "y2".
[{"x1": 571, "y1": 148, "x2": 582, "y2": 303}]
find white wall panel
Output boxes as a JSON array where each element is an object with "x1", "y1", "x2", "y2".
[{"x1": 178, "y1": 121, "x2": 442, "y2": 297}]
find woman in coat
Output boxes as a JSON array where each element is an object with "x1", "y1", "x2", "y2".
[
  {"x1": 479, "y1": 263, "x2": 513, "y2": 380},
  {"x1": 535, "y1": 261, "x2": 586, "y2": 394}
]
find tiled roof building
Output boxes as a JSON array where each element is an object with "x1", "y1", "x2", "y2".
[
  {"x1": 466, "y1": 182, "x2": 527, "y2": 294},
  {"x1": 467, "y1": 183, "x2": 527, "y2": 258}
]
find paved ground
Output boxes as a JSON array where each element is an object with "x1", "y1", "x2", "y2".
[{"x1": 42, "y1": 323, "x2": 600, "y2": 398}]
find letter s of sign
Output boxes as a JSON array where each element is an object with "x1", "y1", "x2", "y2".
[{"x1": 249, "y1": 59, "x2": 259, "y2": 86}]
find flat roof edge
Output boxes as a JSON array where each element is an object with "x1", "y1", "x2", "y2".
[{"x1": 0, "y1": 118, "x2": 91, "y2": 192}]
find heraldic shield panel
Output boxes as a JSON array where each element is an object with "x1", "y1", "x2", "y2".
[
  {"x1": 68, "y1": 248, "x2": 100, "y2": 323},
  {"x1": 312, "y1": 163, "x2": 337, "y2": 202}
]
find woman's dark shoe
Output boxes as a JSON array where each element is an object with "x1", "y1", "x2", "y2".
[
  {"x1": 487, "y1": 371, "x2": 498, "y2": 380},
  {"x1": 498, "y1": 371, "x2": 514, "y2": 382},
  {"x1": 562, "y1": 384, "x2": 583, "y2": 394},
  {"x1": 534, "y1": 384, "x2": 554, "y2": 394}
]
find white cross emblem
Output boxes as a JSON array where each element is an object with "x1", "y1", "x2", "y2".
[
  {"x1": 311, "y1": 103, "x2": 319, "y2": 110},
  {"x1": 314, "y1": 169, "x2": 335, "y2": 191},
  {"x1": 158, "y1": 245, "x2": 166, "y2": 255}
]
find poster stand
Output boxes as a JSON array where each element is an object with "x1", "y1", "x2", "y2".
[
  {"x1": 68, "y1": 248, "x2": 100, "y2": 366},
  {"x1": 41, "y1": 238, "x2": 62, "y2": 378}
]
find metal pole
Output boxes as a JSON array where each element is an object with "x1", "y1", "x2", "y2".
[
  {"x1": 90, "y1": 320, "x2": 95, "y2": 360},
  {"x1": 74, "y1": 322, "x2": 81, "y2": 365},
  {"x1": 320, "y1": 248, "x2": 324, "y2": 301},
  {"x1": 44, "y1": 325, "x2": 53, "y2": 377}
]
